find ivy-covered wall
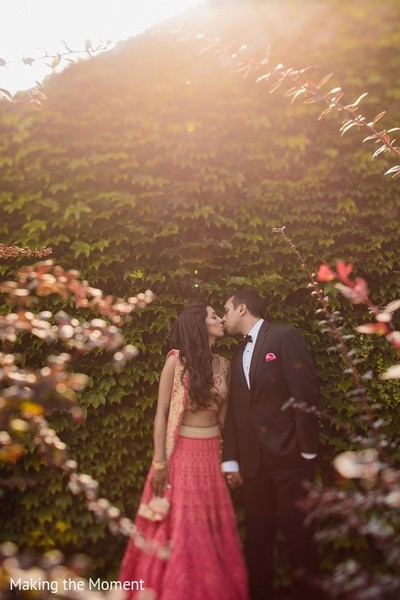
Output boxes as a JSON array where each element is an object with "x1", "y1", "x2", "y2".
[{"x1": 0, "y1": 0, "x2": 399, "y2": 578}]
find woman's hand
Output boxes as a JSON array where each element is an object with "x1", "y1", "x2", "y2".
[
  {"x1": 151, "y1": 354, "x2": 175, "y2": 497},
  {"x1": 151, "y1": 467, "x2": 168, "y2": 497}
]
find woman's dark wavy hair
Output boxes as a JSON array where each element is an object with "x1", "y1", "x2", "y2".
[{"x1": 169, "y1": 302, "x2": 214, "y2": 408}]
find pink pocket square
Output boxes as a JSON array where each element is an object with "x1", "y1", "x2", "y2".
[{"x1": 265, "y1": 353, "x2": 277, "y2": 362}]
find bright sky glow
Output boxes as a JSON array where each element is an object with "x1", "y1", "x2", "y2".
[{"x1": 0, "y1": 0, "x2": 205, "y2": 94}]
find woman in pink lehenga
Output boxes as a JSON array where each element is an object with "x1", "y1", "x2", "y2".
[{"x1": 119, "y1": 303, "x2": 249, "y2": 600}]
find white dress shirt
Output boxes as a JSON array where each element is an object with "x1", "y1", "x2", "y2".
[
  {"x1": 242, "y1": 319, "x2": 264, "y2": 389},
  {"x1": 222, "y1": 320, "x2": 316, "y2": 473}
]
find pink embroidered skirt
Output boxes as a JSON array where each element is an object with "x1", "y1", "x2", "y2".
[{"x1": 119, "y1": 426, "x2": 249, "y2": 600}]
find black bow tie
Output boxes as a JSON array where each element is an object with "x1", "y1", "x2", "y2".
[{"x1": 239, "y1": 334, "x2": 252, "y2": 346}]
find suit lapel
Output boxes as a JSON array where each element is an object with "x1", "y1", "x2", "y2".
[{"x1": 249, "y1": 321, "x2": 271, "y2": 391}]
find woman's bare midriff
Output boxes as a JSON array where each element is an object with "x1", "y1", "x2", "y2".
[{"x1": 181, "y1": 409, "x2": 218, "y2": 427}]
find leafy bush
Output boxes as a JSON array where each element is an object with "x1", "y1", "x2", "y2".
[{"x1": 0, "y1": 0, "x2": 399, "y2": 583}]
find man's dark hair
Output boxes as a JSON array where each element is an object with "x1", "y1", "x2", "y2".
[{"x1": 231, "y1": 288, "x2": 265, "y2": 319}]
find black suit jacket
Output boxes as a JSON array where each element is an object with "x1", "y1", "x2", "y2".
[{"x1": 223, "y1": 322, "x2": 320, "y2": 479}]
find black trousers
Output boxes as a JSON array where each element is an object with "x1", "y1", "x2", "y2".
[{"x1": 242, "y1": 455, "x2": 322, "y2": 600}]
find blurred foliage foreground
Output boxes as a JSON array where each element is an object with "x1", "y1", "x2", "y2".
[{"x1": 0, "y1": 0, "x2": 400, "y2": 596}]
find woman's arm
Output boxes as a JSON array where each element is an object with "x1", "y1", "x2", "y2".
[{"x1": 151, "y1": 353, "x2": 175, "y2": 496}]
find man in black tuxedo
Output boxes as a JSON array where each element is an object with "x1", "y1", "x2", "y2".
[{"x1": 222, "y1": 288, "x2": 321, "y2": 600}]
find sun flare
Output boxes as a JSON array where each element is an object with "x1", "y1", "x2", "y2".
[{"x1": 0, "y1": 0, "x2": 205, "y2": 94}]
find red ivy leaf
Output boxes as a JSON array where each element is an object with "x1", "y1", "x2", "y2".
[
  {"x1": 316, "y1": 264, "x2": 336, "y2": 282},
  {"x1": 356, "y1": 323, "x2": 389, "y2": 335},
  {"x1": 336, "y1": 261, "x2": 353, "y2": 284}
]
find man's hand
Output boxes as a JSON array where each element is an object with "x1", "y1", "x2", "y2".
[
  {"x1": 151, "y1": 467, "x2": 168, "y2": 497},
  {"x1": 225, "y1": 471, "x2": 243, "y2": 489}
]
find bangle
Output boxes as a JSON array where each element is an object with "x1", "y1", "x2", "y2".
[{"x1": 152, "y1": 460, "x2": 167, "y2": 470}]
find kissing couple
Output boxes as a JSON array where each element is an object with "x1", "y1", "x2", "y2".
[{"x1": 120, "y1": 288, "x2": 323, "y2": 600}]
